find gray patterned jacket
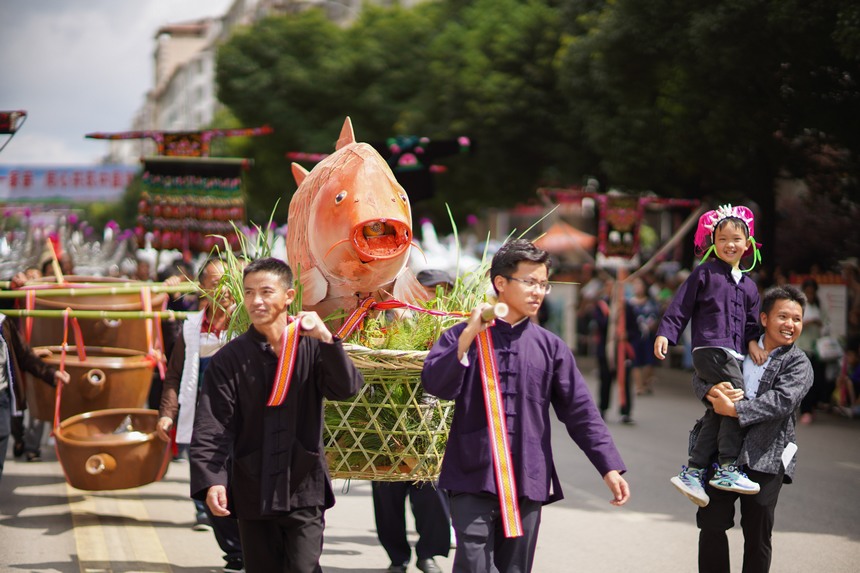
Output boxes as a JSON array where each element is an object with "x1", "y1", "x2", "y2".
[{"x1": 692, "y1": 342, "x2": 813, "y2": 483}]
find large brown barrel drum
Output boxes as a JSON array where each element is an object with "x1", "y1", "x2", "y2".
[
  {"x1": 26, "y1": 346, "x2": 154, "y2": 423},
  {"x1": 54, "y1": 408, "x2": 170, "y2": 491},
  {"x1": 27, "y1": 276, "x2": 168, "y2": 352}
]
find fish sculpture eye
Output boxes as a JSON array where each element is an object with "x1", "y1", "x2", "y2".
[
  {"x1": 335, "y1": 190, "x2": 348, "y2": 204},
  {"x1": 398, "y1": 192, "x2": 407, "y2": 202}
]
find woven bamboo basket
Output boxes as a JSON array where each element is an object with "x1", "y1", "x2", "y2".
[{"x1": 324, "y1": 344, "x2": 453, "y2": 481}]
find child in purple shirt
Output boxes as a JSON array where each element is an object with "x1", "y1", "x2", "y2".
[{"x1": 654, "y1": 205, "x2": 769, "y2": 507}]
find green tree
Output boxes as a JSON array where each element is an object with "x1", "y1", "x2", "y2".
[
  {"x1": 557, "y1": 0, "x2": 860, "y2": 268},
  {"x1": 424, "y1": 0, "x2": 571, "y2": 222},
  {"x1": 216, "y1": 5, "x2": 447, "y2": 223}
]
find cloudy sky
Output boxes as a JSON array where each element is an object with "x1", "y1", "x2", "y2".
[{"x1": 0, "y1": 0, "x2": 233, "y2": 166}]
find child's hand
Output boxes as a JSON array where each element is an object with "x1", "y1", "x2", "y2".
[
  {"x1": 748, "y1": 342, "x2": 768, "y2": 365},
  {"x1": 654, "y1": 336, "x2": 669, "y2": 360}
]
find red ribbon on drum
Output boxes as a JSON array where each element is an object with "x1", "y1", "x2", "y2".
[{"x1": 54, "y1": 308, "x2": 86, "y2": 431}]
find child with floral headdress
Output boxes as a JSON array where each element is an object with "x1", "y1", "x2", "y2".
[{"x1": 654, "y1": 205, "x2": 768, "y2": 507}]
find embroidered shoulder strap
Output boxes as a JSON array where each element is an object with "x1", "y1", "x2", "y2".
[{"x1": 266, "y1": 318, "x2": 302, "y2": 407}]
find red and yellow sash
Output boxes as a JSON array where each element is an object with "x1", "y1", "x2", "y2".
[
  {"x1": 266, "y1": 317, "x2": 302, "y2": 407},
  {"x1": 475, "y1": 328, "x2": 523, "y2": 538},
  {"x1": 335, "y1": 297, "x2": 378, "y2": 340}
]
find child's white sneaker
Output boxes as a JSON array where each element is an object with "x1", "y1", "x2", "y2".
[
  {"x1": 670, "y1": 466, "x2": 710, "y2": 507},
  {"x1": 708, "y1": 463, "x2": 761, "y2": 494}
]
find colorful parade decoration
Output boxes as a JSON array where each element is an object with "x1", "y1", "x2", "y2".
[
  {"x1": 86, "y1": 126, "x2": 272, "y2": 254},
  {"x1": 86, "y1": 125, "x2": 273, "y2": 158},
  {"x1": 287, "y1": 132, "x2": 470, "y2": 203}
]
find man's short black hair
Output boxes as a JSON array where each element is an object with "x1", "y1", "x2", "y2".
[
  {"x1": 242, "y1": 257, "x2": 293, "y2": 289},
  {"x1": 490, "y1": 239, "x2": 550, "y2": 293},
  {"x1": 761, "y1": 284, "x2": 806, "y2": 316}
]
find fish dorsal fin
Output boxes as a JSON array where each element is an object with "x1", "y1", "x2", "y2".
[
  {"x1": 291, "y1": 162, "x2": 309, "y2": 186},
  {"x1": 335, "y1": 117, "x2": 355, "y2": 151}
]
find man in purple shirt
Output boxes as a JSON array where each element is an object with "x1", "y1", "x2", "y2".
[{"x1": 422, "y1": 239, "x2": 629, "y2": 573}]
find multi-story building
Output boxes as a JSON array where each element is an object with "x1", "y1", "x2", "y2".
[{"x1": 107, "y1": 0, "x2": 427, "y2": 164}]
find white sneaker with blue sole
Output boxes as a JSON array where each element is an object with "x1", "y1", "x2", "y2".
[
  {"x1": 670, "y1": 465, "x2": 710, "y2": 507},
  {"x1": 708, "y1": 463, "x2": 760, "y2": 494}
]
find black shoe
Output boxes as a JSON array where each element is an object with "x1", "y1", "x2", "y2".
[
  {"x1": 386, "y1": 564, "x2": 407, "y2": 573},
  {"x1": 621, "y1": 415, "x2": 635, "y2": 425},
  {"x1": 416, "y1": 558, "x2": 442, "y2": 573},
  {"x1": 25, "y1": 451, "x2": 42, "y2": 462},
  {"x1": 192, "y1": 511, "x2": 212, "y2": 531},
  {"x1": 223, "y1": 557, "x2": 244, "y2": 573},
  {"x1": 13, "y1": 441, "x2": 24, "y2": 458}
]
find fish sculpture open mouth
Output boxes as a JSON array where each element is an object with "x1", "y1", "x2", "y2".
[{"x1": 352, "y1": 218, "x2": 411, "y2": 262}]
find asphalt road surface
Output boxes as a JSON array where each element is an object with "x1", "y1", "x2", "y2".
[{"x1": 1, "y1": 357, "x2": 858, "y2": 572}]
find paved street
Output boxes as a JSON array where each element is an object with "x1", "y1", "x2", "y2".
[{"x1": 1, "y1": 358, "x2": 858, "y2": 572}]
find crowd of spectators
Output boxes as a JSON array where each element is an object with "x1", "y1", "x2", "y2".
[{"x1": 572, "y1": 259, "x2": 860, "y2": 423}]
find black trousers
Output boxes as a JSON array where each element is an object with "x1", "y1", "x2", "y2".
[
  {"x1": 449, "y1": 492, "x2": 542, "y2": 573},
  {"x1": 238, "y1": 506, "x2": 325, "y2": 573},
  {"x1": 203, "y1": 502, "x2": 243, "y2": 562},
  {"x1": 799, "y1": 351, "x2": 831, "y2": 414},
  {"x1": 691, "y1": 348, "x2": 745, "y2": 467},
  {"x1": 372, "y1": 481, "x2": 450, "y2": 565},
  {"x1": 597, "y1": 352, "x2": 632, "y2": 416},
  {"x1": 697, "y1": 467, "x2": 784, "y2": 573}
]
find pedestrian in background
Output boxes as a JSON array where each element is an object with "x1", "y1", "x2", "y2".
[
  {"x1": 796, "y1": 278, "x2": 833, "y2": 424},
  {"x1": 593, "y1": 276, "x2": 637, "y2": 424},
  {"x1": 629, "y1": 276, "x2": 660, "y2": 396},
  {"x1": 157, "y1": 257, "x2": 244, "y2": 573},
  {"x1": 372, "y1": 269, "x2": 453, "y2": 573},
  {"x1": 0, "y1": 315, "x2": 70, "y2": 482}
]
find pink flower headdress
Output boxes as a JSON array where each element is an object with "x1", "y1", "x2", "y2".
[{"x1": 694, "y1": 204, "x2": 761, "y2": 272}]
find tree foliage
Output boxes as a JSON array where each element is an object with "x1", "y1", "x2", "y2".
[{"x1": 212, "y1": 0, "x2": 859, "y2": 269}]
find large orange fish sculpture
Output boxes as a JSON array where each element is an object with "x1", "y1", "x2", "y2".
[{"x1": 286, "y1": 117, "x2": 427, "y2": 320}]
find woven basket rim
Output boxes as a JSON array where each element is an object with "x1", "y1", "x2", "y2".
[{"x1": 344, "y1": 343, "x2": 430, "y2": 359}]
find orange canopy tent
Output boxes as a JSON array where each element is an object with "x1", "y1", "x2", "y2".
[{"x1": 534, "y1": 220, "x2": 596, "y2": 255}]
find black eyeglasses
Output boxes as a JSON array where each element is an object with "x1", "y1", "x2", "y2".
[{"x1": 504, "y1": 276, "x2": 552, "y2": 294}]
